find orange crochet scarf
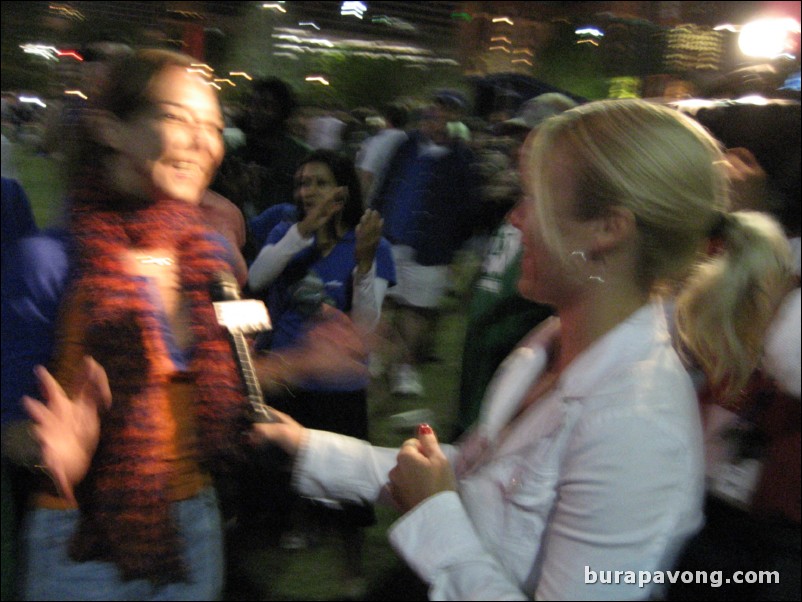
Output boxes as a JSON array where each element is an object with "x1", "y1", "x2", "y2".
[{"x1": 64, "y1": 181, "x2": 248, "y2": 583}]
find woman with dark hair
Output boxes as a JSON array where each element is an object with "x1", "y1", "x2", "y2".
[
  {"x1": 248, "y1": 149, "x2": 395, "y2": 589},
  {"x1": 8, "y1": 50, "x2": 368, "y2": 600}
]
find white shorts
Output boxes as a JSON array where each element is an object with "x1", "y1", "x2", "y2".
[{"x1": 386, "y1": 245, "x2": 449, "y2": 309}]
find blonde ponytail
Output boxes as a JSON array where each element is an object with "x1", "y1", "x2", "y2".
[{"x1": 675, "y1": 211, "x2": 794, "y2": 402}]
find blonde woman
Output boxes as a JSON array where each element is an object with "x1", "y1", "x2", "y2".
[{"x1": 252, "y1": 100, "x2": 794, "y2": 600}]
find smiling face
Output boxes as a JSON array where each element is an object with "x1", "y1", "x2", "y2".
[{"x1": 114, "y1": 65, "x2": 224, "y2": 204}]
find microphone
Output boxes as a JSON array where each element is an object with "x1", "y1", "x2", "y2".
[{"x1": 210, "y1": 272, "x2": 276, "y2": 423}]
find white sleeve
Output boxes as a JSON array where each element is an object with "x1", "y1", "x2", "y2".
[
  {"x1": 389, "y1": 492, "x2": 530, "y2": 601},
  {"x1": 350, "y1": 262, "x2": 388, "y2": 333},
  {"x1": 390, "y1": 409, "x2": 702, "y2": 601},
  {"x1": 292, "y1": 429, "x2": 398, "y2": 504},
  {"x1": 248, "y1": 224, "x2": 313, "y2": 292}
]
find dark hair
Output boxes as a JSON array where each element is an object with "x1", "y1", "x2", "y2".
[
  {"x1": 67, "y1": 49, "x2": 198, "y2": 182},
  {"x1": 251, "y1": 77, "x2": 298, "y2": 123},
  {"x1": 96, "y1": 49, "x2": 194, "y2": 120},
  {"x1": 383, "y1": 104, "x2": 408, "y2": 129},
  {"x1": 296, "y1": 149, "x2": 364, "y2": 229}
]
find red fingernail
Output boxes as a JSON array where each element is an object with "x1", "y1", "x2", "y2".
[{"x1": 418, "y1": 423, "x2": 433, "y2": 436}]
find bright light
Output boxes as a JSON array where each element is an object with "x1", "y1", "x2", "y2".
[
  {"x1": 736, "y1": 94, "x2": 771, "y2": 105},
  {"x1": 491, "y1": 36, "x2": 511, "y2": 44},
  {"x1": 305, "y1": 75, "x2": 330, "y2": 85},
  {"x1": 299, "y1": 21, "x2": 320, "y2": 30},
  {"x1": 191, "y1": 63, "x2": 214, "y2": 72},
  {"x1": 489, "y1": 46, "x2": 511, "y2": 53},
  {"x1": 492, "y1": 17, "x2": 514, "y2": 25},
  {"x1": 229, "y1": 72, "x2": 253, "y2": 80},
  {"x1": 341, "y1": 2, "x2": 367, "y2": 19},
  {"x1": 576, "y1": 27, "x2": 604, "y2": 37},
  {"x1": 262, "y1": 3, "x2": 287, "y2": 13},
  {"x1": 19, "y1": 96, "x2": 47, "y2": 108},
  {"x1": 214, "y1": 79, "x2": 236, "y2": 86},
  {"x1": 713, "y1": 23, "x2": 739, "y2": 32},
  {"x1": 511, "y1": 59, "x2": 532, "y2": 66},
  {"x1": 739, "y1": 18, "x2": 800, "y2": 58},
  {"x1": 21, "y1": 44, "x2": 58, "y2": 60},
  {"x1": 65, "y1": 90, "x2": 88, "y2": 100},
  {"x1": 57, "y1": 50, "x2": 84, "y2": 61}
]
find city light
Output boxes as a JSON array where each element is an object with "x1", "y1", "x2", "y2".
[
  {"x1": 305, "y1": 75, "x2": 330, "y2": 85},
  {"x1": 65, "y1": 90, "x2": 88, "y2": 100},
  {"x1": 341, "y1": 2, "x2": 367, "y2": 19},
  {"x1": 739, "y1": 17, "x2": 800, "y2": 58},
  {"x1": 19, "y1": 96, "x2": 47, "y2": 108},
  {"x1": 56, "y1": 50, "x2": 83, "y2": 61},
  {"x1": 20, "y1": 44, "x2": 58, "y2": 60},
  {"x1": 262, "y1": 3, "x2": 287, "y2": 13},
  {"x1": 229, "y1": 72, "x2": 253, "y2": 80},
  {"x1": 492, "y1": 17, "x2": 514, "y2": 26},
  {"x1": 575, "y1": 27, "x2": 604, "y2": 37}
]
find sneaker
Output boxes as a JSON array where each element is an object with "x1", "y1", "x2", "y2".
[{"x1": 391, "y1": 364, "x2": 424, "y2": 396}]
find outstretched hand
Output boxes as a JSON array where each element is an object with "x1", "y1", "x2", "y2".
[
  {"x1": 388, "y1": 424, "x2": 457, "y2": 513},
  {"x1": 254, "y1": 305, "x2": 368, "y2": 393},
  {"x1": 22, "y1": 356, "x2": 111, "y2": 504}
]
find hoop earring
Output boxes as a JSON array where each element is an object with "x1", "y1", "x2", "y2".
[{"x1": 570, "y1": 250, "x2": 606, "y2": 284}]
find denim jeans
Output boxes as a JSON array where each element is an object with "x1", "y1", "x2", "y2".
[{"x1": 22, "y1": 488, "x2": 224, "y2": 601}]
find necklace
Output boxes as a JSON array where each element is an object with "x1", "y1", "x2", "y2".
[{"x1": 136, "y1": 255, "x2": 175, "y2": 267}]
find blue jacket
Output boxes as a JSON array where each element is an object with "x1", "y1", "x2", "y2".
[{"x1": 372, "y1": 131, "x2": 479, "y2": 266}]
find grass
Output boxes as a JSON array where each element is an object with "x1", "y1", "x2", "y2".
[
  {"x1": 9, "y1": 140, "x2": 474, "y2": 600},
  {"x1": 5, "y1": 143, "x2": 65, "y2": 229}
]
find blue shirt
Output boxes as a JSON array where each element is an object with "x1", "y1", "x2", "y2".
[
  {"x1": 1, "y1": 229, "x2": 70, "y2": 424},
  {"x1": 263, "y1": 222, "x2": 395, "y2": 390}
]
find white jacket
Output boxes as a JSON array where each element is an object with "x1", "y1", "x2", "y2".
[{"x1": 294, "y1": 302, "x2": 705, "y2": 600}]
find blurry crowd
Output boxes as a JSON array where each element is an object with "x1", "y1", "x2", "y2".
[{"x1": 1, "y1": 42, "x2": 800, "y2": 602}]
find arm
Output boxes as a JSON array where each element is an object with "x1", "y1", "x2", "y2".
[
  {"x1": 248, "y1": 223, "x2": 313, "y2": 292},
  {"x1": 254, "y1": 304, "x2": 368, "y2": 394},
  {"x1": 388, "y1": 406, "x2": 702, "y2": 600},
  {"x1": 351, "y1": 209, "x2": 388, "y2": 332}
]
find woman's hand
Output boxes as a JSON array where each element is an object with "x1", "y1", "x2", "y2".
[
  {"x1": 250, "y1": 407, "x2": 307, "y2": 456},
  {"x1": 297, "y1": 186, "x2": 346, "y2": 238},
  {"x1": 22, "y1": 356, "x2": 111, "y2": 504},
  {"x1": 388, "y1": 424, "x2": 457, "y2": 513},
  {"x1": 355, "y1": 209, "x2": 383, "y2": 275},
  {"x1": 255, "y1": 305, "x2": 368, "y2": 393}
]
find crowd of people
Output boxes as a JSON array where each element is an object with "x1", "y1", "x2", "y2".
[{"x1": 1, "y1": 44, "x2": 799, "y2": 602}]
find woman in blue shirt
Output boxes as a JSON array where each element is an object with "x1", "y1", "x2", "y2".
[{"x1": 248, "y1": 149, "x2": 395, "y2": 591}]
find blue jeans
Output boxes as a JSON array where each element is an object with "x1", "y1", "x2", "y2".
[{"x1": 22, "y1": 488, "x2": 224, "y2": 601}]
